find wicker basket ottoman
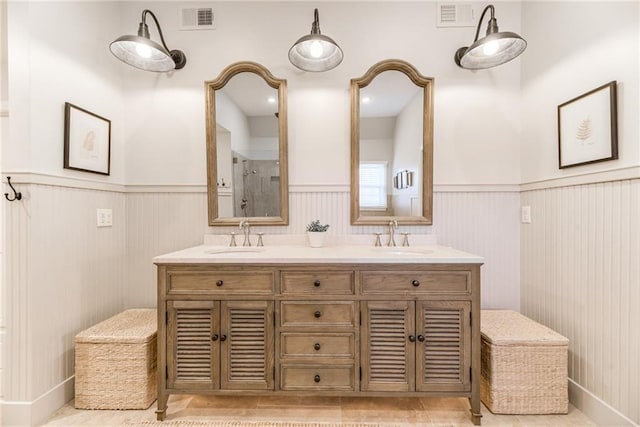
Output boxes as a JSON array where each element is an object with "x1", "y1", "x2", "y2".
[
  {"x1": 480, "y1": 310, "x2": 568, "y2": 414},
  {"x1": 75, "y1": 309, "x2": 157, "y2": 409}
]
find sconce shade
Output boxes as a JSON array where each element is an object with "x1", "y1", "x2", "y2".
[
  {"x1": 454, "y1": 5, "x2": 526, "y2": 70},
  {"x1": 288, "y1": 9, "x2": 343, "y2": 72},
  {"x1": 110, "y1": 9, "x2": 186, "y2": 72}
]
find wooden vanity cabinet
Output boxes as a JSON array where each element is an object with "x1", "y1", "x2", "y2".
[
  {"x1": 156, "y1": 263, "x2": 481, "y2": 425},
  {"x1": 361, "y1": 300, "x2": 471, "y2": 392},
  {"x1": 166, "y1": 300, "x2": 274, "y2": 391}
]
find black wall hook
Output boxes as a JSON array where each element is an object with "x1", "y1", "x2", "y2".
[{"x1": 4, "y1": 176, "x2": 22, "y2": 202}]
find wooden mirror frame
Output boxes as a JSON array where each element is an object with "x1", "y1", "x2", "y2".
[
  {"x1": 205, "y1": 62, "x2": 289, "y2": 226},
  {"x1": 350, "y1": 59, "x2": 434, "y2": 225}
]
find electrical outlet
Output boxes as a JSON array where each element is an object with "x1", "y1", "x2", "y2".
[
  {"x1": 97, "y1": 209, "x2": 113, "y2": 227},
  {"x1": 521, "y1": 206, "x2": 531, "y2": 224}
]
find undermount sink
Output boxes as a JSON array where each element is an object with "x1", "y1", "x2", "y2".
[
  {"x1": 370, "y1": 247, "x2": 434, "y2": 256},
  {"x1": 206, "y1": 247, "x2": 266, "y2": 255}
]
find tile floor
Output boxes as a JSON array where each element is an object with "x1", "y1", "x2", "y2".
[{"x1": 42, "y1": 395, "x2": 596, "y2": 426}]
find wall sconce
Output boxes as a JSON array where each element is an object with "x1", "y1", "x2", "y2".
[
  {"x1": 288, "y1": 8, "x2": 343, "y2": 72},
  {"x1": 454, "y1": 5, "x2": 526, "y2": 70},
  {"x1": 110, "y1": 9, "x2": 187, "y2": 72}
]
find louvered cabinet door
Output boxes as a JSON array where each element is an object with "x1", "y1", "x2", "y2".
[
  {"x1": 416, "y1": 301, "x2": 471, "y2": 392},
  {"x1": 220, "y1": 301, "x2": 274, "y2": 390},
  {"x1": 361, "y1": 301, "x2": 415, "y2": 391},
  {"x1": 167, "y1": 300, "x2": 219, "y2": 390}
]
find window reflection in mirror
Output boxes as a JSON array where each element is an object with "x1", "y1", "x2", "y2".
[
  {"x1": 359, "y1": 70, "x2": 423, "y2": 217},
  {"x1": 205, "y1": 62, "x2": 288, "y2": 226},
  {"x1": 350, "y1": 59, "x2": 433, "y2": 225}
]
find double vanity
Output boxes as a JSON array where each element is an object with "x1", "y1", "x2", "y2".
[
  {"x1": 154, "y1": 241, "x2": 484, "y2": 424},
  {"x1": 154, "y1": 58, "x2": 483, "y2": 423}
]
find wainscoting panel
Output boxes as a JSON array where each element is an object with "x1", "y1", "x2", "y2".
[
  {"x1": 521, "y1": 179, "x2": 640, "y2": 424},
  {"x1": 126, "y1": 190, "x2": 521, "y2": 312},
  {"x1": 434, "y1": 191, "x2": 521, "y2": 310},
  {"x1": 3, "y1": 184, "x2": 126, "y2": 402},
  {"x1": 125, "y1": 192, "x2": 208, "y2": 308}
]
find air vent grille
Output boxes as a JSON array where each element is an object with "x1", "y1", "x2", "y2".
[
  {"x1": 179, "y1": 7, "x2": 215, "y2": 31},
  {"x1": 436, "y1": 2, "x2": 475, "y2": 27}
]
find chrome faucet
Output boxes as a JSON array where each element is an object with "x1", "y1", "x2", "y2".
[
  {"x1": 387, "y1": 219, "x2": 398, "y2": 247},
  {"x1": 239, "y1": 220, "x2": 251, "y2": 247}
]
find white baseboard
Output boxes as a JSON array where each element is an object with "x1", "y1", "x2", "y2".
[
  {"x1": 2, "y1": 376, "x2": 74, "y2": 427},
  {"x1": 569, "y1": 379, "x2": 638, "y2": 426}
]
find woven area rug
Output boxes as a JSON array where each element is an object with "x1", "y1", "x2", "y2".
[{"x1": 123, "y1": 422, "x2": 386, "y2": 427}]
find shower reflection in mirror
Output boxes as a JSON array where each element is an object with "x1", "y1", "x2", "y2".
[{"x1": 214, "y1": 74, "x2": 281, "y2": 218}]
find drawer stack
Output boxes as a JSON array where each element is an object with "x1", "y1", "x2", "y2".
[{"x1": 279, "y1": 271, "x2": 357, "y2": 391}]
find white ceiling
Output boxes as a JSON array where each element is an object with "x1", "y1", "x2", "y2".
[
  {"x1": 219, "y1": 72, "x2": 279, "y2": 117},
  {"x1": 359, "y1": 70, "x2": 422, "y2": 118},
  {"x1": 220, "y1": 69, "x2": 421, "y2": 119}
]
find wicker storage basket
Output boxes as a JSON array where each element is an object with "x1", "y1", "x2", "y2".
[
  {"x1": 75, "y1": 309, "x2": 157, "y2": 409},
  {"x1": 480, "y1": 310, "x2": 568, "y2": 415}
]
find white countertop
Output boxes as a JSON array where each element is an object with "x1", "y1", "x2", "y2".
[{"x1": 154, "y1": 243, "x2": 484, "y2": 265}]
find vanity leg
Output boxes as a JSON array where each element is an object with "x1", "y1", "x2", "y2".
[
  {"x1": 469, "y1": 396, "x2": 482, "y2": 425},
  {"x1": 156, "y1": 392, "x2": 168, "y2": 421}
]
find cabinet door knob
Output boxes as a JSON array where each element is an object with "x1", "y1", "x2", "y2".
[
  {"x1": 313, "y1": 280, "x2": 321, "y2": 287},
  {"x1": 412, "y1": 279, "x2": 420, "y2": 287},
  {"x1": 314, "y1": 374, "x2": 321, "y2": 383},
  {"x1": 408, "y1": 335, "x2": 416, "y2": 342},
  {"x1": 220, "y1": 334, "x2": 227, "y2": 342},
  {"x1": 216, "y1": 280, "x2": 224, "y2": 287},
  {"x1": 314, "y1": 343, "x2": 321, "y2": 351},
  {"x1": 314, "y1": 311, "x2": 322, "y2": 318},
  {"x1": 211, "y1": 334, "x2": 219, "y2": 341},
  {"x1": 417, "y1": 335, "x2": 425, "y2": 342}
]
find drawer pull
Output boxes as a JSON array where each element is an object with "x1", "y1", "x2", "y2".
[
  {"x1": 220, "y1": 334, "x2": 227, "y2": 342},
  {"x1": 313, "y1": 279, "x2": 321, "y2": 287},
  {"x1": 408, "y1": 335, "x2": 416, "y2": 342},
  {"x1": 314, "y1": 374, "x2": 321, "y2": 383},
  {"x1": 314, "y1": 310, "x2": 322, "y2": 318},
  {"x1": 412, "y1": 279, "x2": 420, "y2": 287},
  {"x1": 216, "y1": 280, "x2": 224, "y2": 287},
  {"x1": 212, "y1": 334, "x2": 219, "y2": 341},
  {"x1": 314, "y1": 343, "x2": 321, "y2": 351},
  {"x1": 417, "y1": 335, "x2": 425, "y2": 342}
]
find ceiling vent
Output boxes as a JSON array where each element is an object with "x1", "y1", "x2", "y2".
[
  {"x1": 179, "y1": 7, "x2": 215, "y2": 31},
  {"x1": 437, "y1": 2, "x2": 476, "y2": 28}
]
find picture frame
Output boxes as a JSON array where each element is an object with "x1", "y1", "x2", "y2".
[
  {"x1": 64, "y1": 102, "x2": 111, "y2": 175},
  {"x1": 557, "y1": 81, "x2": 618, "y2": 169}
]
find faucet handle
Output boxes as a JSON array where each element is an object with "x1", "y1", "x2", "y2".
[
  {"x1": 229, "y1": 232, "x2": 237, "y2": 247},
  {"x1": 401, "y1": 232, "x2": 410, "y2": 247},
  {"x1": 374, "y1": 232, "x2": 382, "y2": 247},
  {"x1": 256, "y1": 232, "x2": 264, "y2": 247}
]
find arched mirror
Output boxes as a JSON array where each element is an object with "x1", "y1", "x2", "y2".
[
  {"x1": 350, "y1": 59, "x2": 433, "y2": 225},
  {"x1": 205, "y1": 62, "x2": 288, "y2": 226}
]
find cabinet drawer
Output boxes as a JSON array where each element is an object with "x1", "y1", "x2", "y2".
[
  {"x1": 168, "y1": 271, "x2": 274, "y2": 294},
  {"x1": 361, "y1": 271, "x2": 470, "y2": 295},
  {"x1": 281, "y1": 333, "x2": 355, "y2": 358},
  {"x1": 281, "y1": 272, "x2": 354, "y2": 295},
  {"x1": 280, "y1": 365, "x2": 355, "y2": 391},
  {"x1": 280, "y1": 302, "x2": 356, "y2": 328}
]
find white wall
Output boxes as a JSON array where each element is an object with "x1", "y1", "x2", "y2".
[
  {"x1": 520, "y1": 2, "x2": 640, "y2": 425},
  {"x1": 0, "y1": 0, "x2": 7, "y2": 401},
  {"x1": 121, "y1": 1, "x2": 523, "y2": 186},
  {"x1": 521, "y1": 1, "x2": 640, "y2": 183},
  {"x1": 2, "y1": 2, "x2": 128, "y2": 425},
  {"x1": 392, "y1": 92, "x2": 422, "y2": 216},
  {"x1": 3, "y1": 1, "x2": 126, "y2": 182}
]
